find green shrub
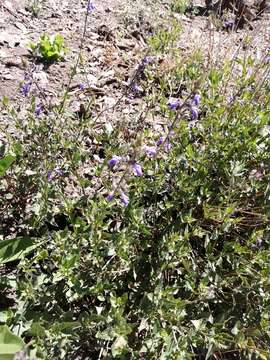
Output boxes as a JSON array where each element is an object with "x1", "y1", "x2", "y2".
[{"x1": 1, "y1": 7, "x2": 270, "y2": 360}]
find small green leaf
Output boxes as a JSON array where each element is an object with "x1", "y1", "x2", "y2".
[
  {"x1": 1, "y1": 96, "x2": 9, "y2": 106},
  {"x1": 0, "y1": 236, "x2": 41, "y2": 264},
  {"x1": 0, "y1": 155, "x2": 15, "y2": 176},
  {"x1": 111, "y1": 336, "x2": 127, "y2": 357},
  {"x1": 0, "y1": 325, "x2": 25, "y2": 360},
  {"x1": 51, "y1": 321, "x2": 80, "y2": 334},
  {"x1": 191, "y1": 319, "x2": 203, "y2": 330}
]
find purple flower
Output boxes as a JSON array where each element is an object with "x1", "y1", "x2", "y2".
[
  {"x1": 249, "y1": 169, "x2": 263, "y2": 180},
  {"x1": 79, "y1": 83, "x2": 85, "y2": 90},
  {"x1": 164, "y1": 141, "x2": 172, "y2": 152},
  {"x1": 48, "y1": 170, "x2": 53, "y2": 182},
  {"x1": 108, "y1": 155, "x2": 122, "y2": 168},
  {"x1": 191, "y1": 107, "x2": 199, "y2": 120},
  {"x1": 54, "y1": 167, "x2": 63, "y2": 176},
  {"x1": 87, "y1": 0, "x2": 95, "y2": 13},
  {"x1": 47, "y1": 167, "x2": 63, "y2": 182},
  {"x1": 107, "y1": 193, "x2": 114, "y2": 201},
  {"x1": 224, "y1": 20, "x2": 234, "y2": 30},
  {"x1": 156, "y1": 136, "x2": 164, "y2": 146},
  {"x1": 131, "y1": 83, "x2": 143, "y2": 94},
  {"x1": 133, "y1": 163, "x2": 143, "y2": 177},
  {"x1": 137, "y1": 56, "x2": 155, "y2": 76},
  {"x1": 21, "y1": 83, "x2": 31, "y2": 96},
  {"x1": 142, "y1": 56, "x2": 156, "y2": 65},
  {"x1": 252, "y1": 238, "x2": 264, "y2": 249},
  {"x1": 227, "y1": 95, "x2": 235, "y2": 103},
  {"x1": 168, "y1": 99, "x2": 180, "y2": 110},
  {"x1": 120, "y1": 192, "x2": 129, "y2": 206},
  {"x1": 193, "y1": 93, "x2": 201, "y2": 106},
  {"x1": 35, "y1": 103, "x2": 43, "y2": 116},
  {"x1": 144, "y1": 146, "x2": 157, "y2": 157}
]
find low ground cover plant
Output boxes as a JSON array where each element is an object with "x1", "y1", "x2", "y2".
[
  {"x1": 26, "y1": 0, "x2": 44, "y2": 17},
  {"x1": 0, "y1": 1, "x2": 270, "y2": 359},
  {"x1": 171, "y1": 0, "x2": 190, "y2": 14},
  {"x1": 28, "y1": 34, "x2": 68, "y2": 63}
]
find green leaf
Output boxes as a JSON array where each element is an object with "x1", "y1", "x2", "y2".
[
  {"x1": 0, "y1": 155, "x2": 15, "y2": 176},
  {"x1": 191, "y1": 319, "x2": 203, "y2": 330},
  {"x1": 205, "y1": 343, "x2": 214, "y2": 360},
  {"x1": 1, "y1": 96, "x2": 9, "y2": 106},
  {"x1": 51, "y1": 321, "x2": 80, "y2": 334},
  {"x1": 0, "y1": 325, "x2": 24, "y2": 360},
  {"x1": 28, "y1": 42, "x2": 36, "y2": 50},
  {"x1": 28, "y1": 322, "x2": 46, "y2": 337},
  {"x1": 0, "y1": 236, "x2": 41, "y2": 264},
  {"x1": 111, "y1": 336, "x2": 128, "y2": 357}
]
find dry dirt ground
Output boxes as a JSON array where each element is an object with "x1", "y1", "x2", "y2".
[
  {"x1": 0, "y1": 0, "x2": 165, "y2": 123},
  {"x1": 0, "y1": 0, "x2": 269, "y2": 126}
]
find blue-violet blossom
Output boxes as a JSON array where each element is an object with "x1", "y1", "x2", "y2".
[
  {"x1": 87, "y1": 0, "x2": 95, "y2": 13},
  {"x1": 193, "y1": 93, "x2": 201, "y2": 106},
  {"x1": 168, "y1": 99, "x2": 180, "y2": 110},
  {"x1": 164, "y1": 141, "x2": 172, "y2": 152},
  {"x1": 107, "y1": 193, "x2": 114, "y2": 201},
  {"x1": 144, "y1": 146, "x2": 157, "y2": 157},
  {"x1": 48, "y1": 167, "x2": 63, "y2": 182},
  {"x1": 131, "y1": 83, "x2": 143, "y2": 94},
  {"x1": 108, "y1": 155, "x2": 122, "y2": 168},
  {"x1": 156, "y1": 136, "x2": 164, "y2": 146},
  {"x1": 133, "y1": 163, "x2": 143, "y2": 177},
  {"x1": 224, "y1": 20, "x2": 234, "y2": 30},
  {"x1": 35, "y1": 103, "x2": 43, "y2": 116},
  {"x1": 54, "y1": 167, "x2": 63, "y2": 176},
  {"x1": 120, "y1": 192, "x2": 129, "y2": 206},
  {"x1": 191, "y1": 107, "x2": 199, "y2": 120},
  {"x1": 48, "y1": 170, "x2": 54, "y2": 182},
  {"x1": 21, "y1": 83, "x2": 31, "y2": 96},
  {"x1": 142, "y1": 56, "x2": 156, "y2": 65}
]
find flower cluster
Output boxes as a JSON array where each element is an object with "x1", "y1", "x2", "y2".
[
  {"x1": 48, "y1": 167, "x2": 63, "y2": 182},
  {"x1": 107, "y1": 155, "x2": 144, "y2": 205},
  {"x1": 106, "y1": 191, "x2": 130, "y2": 206},
  {"x1": 35, "y1": 102, "x2": 43, "y2": 116},
  {"x1": 108, "y1": 155, "x2": 122, "y2": 168},
  {"x1": 21, "y1": 83, "x2": 31, "y2": 97},
  {"x1": 190, "y1": 93, "x2": 200, "y2": 120},
  {"x1": 108, "y1": 155, "x2": 143, "y2": 177},
  {"x1": 128, "y1": 55, "x2": 156, "y2": 94},
  {"x1": 137, "y1": 56, "x2": 156, "y2": 75},
  {"x1": 156, "y1": 135, "x2": 171, "y2": 152},
  {"x1": 106, "y1": 92, "x2": 201, "y2": 206},
  {"x1": 224, "y1": 20, "x2": 234, "y2": 30},
  {"x1": 168, "y1": 99, "x2": 180, "y2": 110},
  {"x1": 87, "y1": 0, "x2": 95, "y2": 13},
  {"x1": 144, "y1": 146, "x2": 157, "y2": 157},
  {"x1": 21, "y1": 65, "x2": 37, "y2": 97}
]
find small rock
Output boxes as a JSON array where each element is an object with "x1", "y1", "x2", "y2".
[
  {"x1": 33, "y1": 71, "x2": 48, "y2": 88},
  {"x1": 2, "y1": 73, "x2": 14, "y2": 80},
  {"x1": 103, "y1": 97, "x2": 117, "y2": 106},
  {"x1": 14, "y1": 22, "x2": 27, "y2": 33},
  {"x1": 86, "y1": 74, "x2": 98, "y2": 85}
]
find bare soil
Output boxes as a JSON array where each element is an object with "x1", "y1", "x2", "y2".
[{"x1": 0, "y1": 0, "x2": 269, "y2": 126}]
